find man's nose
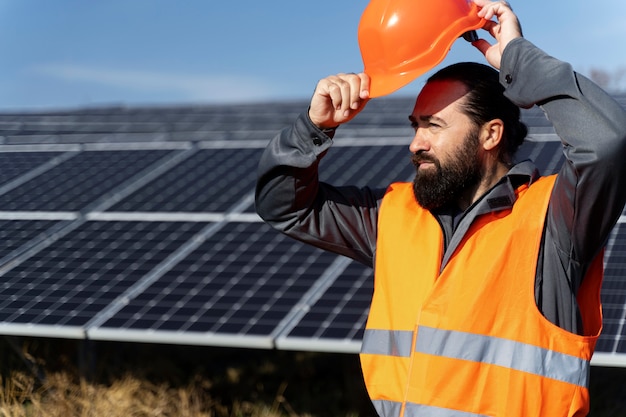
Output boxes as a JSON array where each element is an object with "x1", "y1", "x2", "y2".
[{"x1": 409, "y1": 128, "x2": 430, "y2": 154}]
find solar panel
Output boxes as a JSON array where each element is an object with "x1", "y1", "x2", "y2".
[
  {"x1": 108, "y1": 148, "x2": 260, "y2": 212},
  {"x1": 320, "y1": 145, "x2": 414, "y2": 186},
  {"x1": 515, "y1": 140, "x2": 565, "y2": 175},
  {"x1": 0, "y1": 219, "x2": 62, "y2": 262},
  {"x1": 276, "y1": 260, "x2": 372, "y2": 353},
  {"x1": 90, "y1": 222, "x2": 339, "y2": 348},
  {"x1": 595, "y1": 225, "x2": 626, "y2": 355},
  {"x1": 0, "y1": 220, "x2": 205, "y2": 334},
  {"x1": 0, "y1": 150, "x2": 174, "y2": 211},
  {"x1": 0, "y1": 95, "x2": 624, "y2": 368},
  {"x1": 0, "y1": 152, "x2": 64, "y2": 187}
]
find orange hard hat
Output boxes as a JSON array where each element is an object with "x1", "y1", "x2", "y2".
[{"x1": 358, "y1": 0, "x2": 486, "y2": 98}]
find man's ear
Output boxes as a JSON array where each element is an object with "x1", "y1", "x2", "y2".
[{"x1": 481, "y1": 119, "x2": 504, "y2": 151}]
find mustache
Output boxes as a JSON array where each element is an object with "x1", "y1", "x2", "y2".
[{"x1": 411, "y1": 152, "x2": 438, "y2": 167}]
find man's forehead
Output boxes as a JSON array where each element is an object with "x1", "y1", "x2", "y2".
[{"x1": 412, "y1": 80, "x2": 469, "y2": 117}]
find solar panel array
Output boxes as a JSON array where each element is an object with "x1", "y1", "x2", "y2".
[{"x1": 0, "y1": 95, "x2": 625, "y2": 367}]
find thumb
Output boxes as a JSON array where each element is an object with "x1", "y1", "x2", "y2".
[
  {"x1": 472, "y1": 39, "x2": 502, "y2": 70},
  {"x1": 471, "y1": 38, "x2": 491, "y2": 57}
]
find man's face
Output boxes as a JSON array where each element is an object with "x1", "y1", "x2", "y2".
[{"x1": 409, "y1": 80, "x2": 483, "y2": 210}]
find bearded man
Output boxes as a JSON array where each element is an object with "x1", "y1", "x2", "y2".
[{"x1": 255, "y1": 1, "x2": 626, "y2": 415}]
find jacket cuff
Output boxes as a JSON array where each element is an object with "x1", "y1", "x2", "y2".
[{"x1": 293, "y1": 111, "x2": 334, "y2": 156}]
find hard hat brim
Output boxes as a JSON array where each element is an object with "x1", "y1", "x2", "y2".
[{"x1": 366, "y1": 18, "x2": 486, "y2": 98}]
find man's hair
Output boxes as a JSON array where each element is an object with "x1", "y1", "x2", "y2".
[{"x1": 427, "y1": 62, "x2": 527, "y2": 162}]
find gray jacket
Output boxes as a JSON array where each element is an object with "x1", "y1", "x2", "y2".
[{"x1": 255, "y1": 38, "x2": 626, "y2": 335}]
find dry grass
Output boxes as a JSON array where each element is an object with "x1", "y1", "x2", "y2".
[
  {"x1": 2, "y1": 337, "x2": 626, "y2": 417},
  {"x1": 0, "y1": 337, "x2": 372, "y2": 417},
  {"x1": 0, "y1": 370, "x2": 319, "y2": 417},
  {"x1": 1, "y1": 371, "x2": 214, "y2": 417}
]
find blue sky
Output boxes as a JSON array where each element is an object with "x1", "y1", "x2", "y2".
[{"x1": 0, "y1": 0, "x2": 625, "y2": 110}]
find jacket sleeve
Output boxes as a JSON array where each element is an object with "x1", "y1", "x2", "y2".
[
  {"x1": 501, "y1": 39, "x2": 626, "y2": 266},
  {"x1": 255, "y1": 112, "x2": 384, "y2": 267}
]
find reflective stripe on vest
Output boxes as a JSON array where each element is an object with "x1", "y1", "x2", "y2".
[
  {"x1": 405, "y1": 403, "x2": 490, "y2": 417},
  {"x1": 372, "y1": 399, "x2": 492, "y2": 417},
  {"x1": 361, "y1": 329, "x2": 413, "y2": 357},
  {"x1": 361, "y1": 326, "x2": 590, "y2": 387},
  {"x1": 371, "y1": 400, "x2": 403, "y2": 417}
]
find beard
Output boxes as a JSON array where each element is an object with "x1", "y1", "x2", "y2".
[{"x1": 412, "y1": 128, "x2": 481, "y2": 210}]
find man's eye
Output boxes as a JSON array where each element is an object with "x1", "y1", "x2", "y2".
[{"x1": 429, "y1": 123, "x2": 440, "y2": 129}]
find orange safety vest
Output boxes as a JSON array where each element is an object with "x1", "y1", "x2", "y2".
[{"x1": 360, "y1": 175, "x2": 603, "y2": 417}]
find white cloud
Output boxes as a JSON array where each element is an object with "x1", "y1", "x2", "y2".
[{"x1": 30, "y1": 64, "x2": 276, "y2": 103}]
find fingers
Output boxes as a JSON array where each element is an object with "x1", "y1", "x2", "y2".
[
  {"x1": 309, "y1": 73, "x2": 370, "y2": 128},
  {"x1": 471, "y1": 37, "x2": 502, "y2": 69},
  {"x1": 321, "y1": 73, "x2": 370, "y2": 114},
  {"x1": 471, "y1": 0, "x2": 522, "y2": 69},
  {"x1": 473, "y1": 0, "x2": 522, "y2": 39},
  {"x1": 481, "y1": 20, "x2": 500, "y2": 40},
  {"x1": 475, "y1": 0, "x2": 513, "y2": 21},
  {"x1": 471, "y1": 38, "x2": 492, "y2": 57}
]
